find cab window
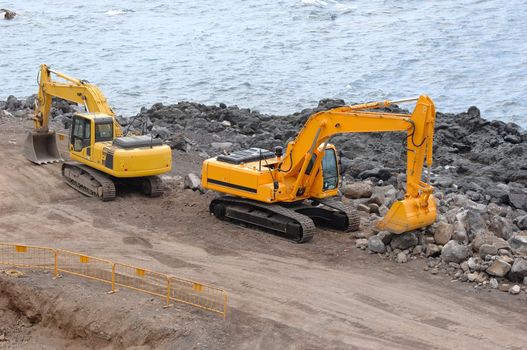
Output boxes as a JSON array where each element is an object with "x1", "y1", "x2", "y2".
[
  {"x1": 71, "y1": 117, "x2": 91, "y2": 152},
  {"x1": 95, "y1": 122, "x2": 113, "y2": 142},
  {"x1": 322, "y1": 148, "x2": 338, "y2": 190}
]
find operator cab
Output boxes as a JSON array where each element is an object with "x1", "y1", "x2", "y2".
[{"x1": 70, "y1": 113, "x2": 114, "y2": 155}]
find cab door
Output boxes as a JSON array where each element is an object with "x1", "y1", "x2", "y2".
[
  {"x1": 321, "y1": 147, "x2": 339, "y2": 191},
  {"x1": 70, "y1": 116, "x2": 92, "y2": 160}
]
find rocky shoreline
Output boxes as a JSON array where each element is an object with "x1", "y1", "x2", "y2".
[{"x1": 2, "y1": 94, "x2": 526, "y2": 294}]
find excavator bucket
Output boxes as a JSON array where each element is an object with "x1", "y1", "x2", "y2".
[
  {"x1": 377, "y1": 195, "x2": 437, "y2": 234},
  {"x1": 23, "y1": 130, "x2": 63, "y2": 164}
]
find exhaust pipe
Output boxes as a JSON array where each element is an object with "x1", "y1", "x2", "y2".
[{"x1": 23, "y1": 130, "x2": 63, "y2": 164}]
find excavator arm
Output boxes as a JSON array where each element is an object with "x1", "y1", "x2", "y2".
[
  {"x1": 25, "y1": 64, "x2": 122, "y2": 164},
  {"x1": 33, "y1": 64, "x2": 121, "y2": 135},
  {"x1": 278, "y1": 95, "x2": 436, "y2": 233}
]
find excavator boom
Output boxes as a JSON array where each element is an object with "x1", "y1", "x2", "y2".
[{"x1": 25, "y1": 64, "x2": 120, "y2": 164}]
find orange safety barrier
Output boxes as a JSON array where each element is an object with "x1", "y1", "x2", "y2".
[{"x1": 0, "y1": 243, "x2": 227, "y2": 319}]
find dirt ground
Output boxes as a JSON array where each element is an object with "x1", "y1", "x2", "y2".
[{"x1": 0, "y1": 118, "x2": 526, "y2": 349}]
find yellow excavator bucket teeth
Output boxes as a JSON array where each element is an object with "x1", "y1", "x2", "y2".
[
  {"x1": 23, "y1": 130, "x2": 63, "y2": 164},
  {"x1": 377, "y1": 195, "x2": 437, "y2": 234}
]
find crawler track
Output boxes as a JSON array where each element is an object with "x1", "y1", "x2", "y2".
[
  {"x1": 62, "y1": 162, "x2": 116, "y2": 201},
  {"x1": 140, "y1": 176, "x2": 165, "y2": 198},
  {"x1": 317, "y1": 198, "x2": 361, "y2": 232},
  {"x1": 209, "y1": 196, "x2": 316, "y2": 243}
]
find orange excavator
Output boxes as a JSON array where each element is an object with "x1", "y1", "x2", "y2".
[{"x1": 201, "y1": 96, "x2": 437, "y2": 242}]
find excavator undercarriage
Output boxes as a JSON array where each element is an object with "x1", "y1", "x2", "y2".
[
  {"x1": 62, "y1": 162, "x2": 164, "y2": 201},
  {"x1": 210, "y1": 196, "x2": 360, "y2": 243}
]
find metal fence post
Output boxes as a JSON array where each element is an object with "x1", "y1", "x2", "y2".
[
  {"x1": 111, "y1": 263, "x2": 116, "y2": 292},
  {"x1": 223, "y1": 293, "x2": 228, "y2": 320},
  {"x1": 53, "y1": 250, "x2": 58, "y2": 278},
  {"x1": 166, "y1": 277, "x2": 171, "y2": 308}
]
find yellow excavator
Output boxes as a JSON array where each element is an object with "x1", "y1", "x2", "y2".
[
  {"x1": 201, "y1": 96, "x2": 436, "y2": 242},
  {"x1": 24, "y1": 64, "x2": 172, "y2": 201}
]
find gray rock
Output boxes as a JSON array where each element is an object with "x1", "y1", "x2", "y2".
[
  {"x1": 434, "y1": 221, "x2": 453, "y2": 245},
  {"x1": 355, "y1": 239, "x2": 368, "y2": 249},
  {"x1": 167, "y1": 133, "x2": 187, "y2": 151},
  {"x1": 426, "y1": 243, "x2": 441, "y2": 257},
  {"x1": 452, "y1": 219, "x2": 468, "y2": 243},
  {"x1": 441, "y1": 240, "x2": 471, "y2": 263},
  {"x1": 358, "y1": 168, "x2": 392, "y2": 181},
  {"x1": 396, "y1": 252, "x2": 408, "y2": 263},
  {"x1": 356, "y1": 204, "x2": 370, "y2": 213},
  {"x1": 151, "y1": 125, "x2": 171, "y2": 140},
  {"x1": 467, "y1": 272, "x2": 478, "y2": 282},
  {"x1": 467, "y1": 257, "x2": 479, "y2": 271},
  {"x1": 367, "y1": 235, "x2": 386, "y2": 253},
  {"x1": 370, "y1": 185, "x2": 397, "y2": 206},
  {"x1": 509, "y1": 190, "x2": 527, "y2": 211},
  {"x1": 377, "y1": 231, "x2": 393, "y2": 245},
  {"x1": 516, "y1": 215, "x2": 527, "y2": 230},
  {"x1": 390, "y1": 232, "x2": 418, "y2": 250},
  {"x1": 5, "y1": 95, "x2": 21, "y2": 110},
  {"x1": 184, "y1": 173, "x2": 202, "y2": 191},
  {"x1": 508, "y1": 232, "x2": 527, "y2": 255},
  {"x1": 210, "y1": 142, "x2": 234, "y2": 152},
  {"x1": 478, "y1": 244, "x2": 498, "y2": 258},
  {"x1": 486, "y1": 259, "x2": 511, "y2": 277},
  {"x1": 472, "y1": 234, "x2": 510, "y2": 252},
  {"x1": 367, "y1": 203, "x2": 380, "y2": 215},
  {"x1": 509, "y1": 285, "x2": 521, "y2": 295},
  {"x1": 466, "y1": 209, "x2": 487, "y2": 238},
  {"x1": 343, "y1": 182, "x2": 372, "y2": 199},
  {"x1": 488, "y1": 215, "x2": 514, "y2": 240},
  {"x1": 489, "y1": 278, "x2": 499, "y2": 289},
  {"x1": 509, "y1": 258, "x2": 527, "y2": 282}
]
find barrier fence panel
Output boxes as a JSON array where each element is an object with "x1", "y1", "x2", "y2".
[
  {"x1": 169, "y1": 276, "x2": 228, "y2": 319},
  {"x1": 0, "y1": 243, "x2": 228, "y2": 318},
  {"x1": 0, "y1": 244, "x2": 55, "y2": 269},
  {"x1": 113, "y1": 262, "x2": 169, "y2": 300},
  {"x1": 56, "y1": 250, "x2": 114, "y2": 286}
]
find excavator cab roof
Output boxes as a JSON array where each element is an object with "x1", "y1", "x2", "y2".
[{"x1": 73, "y1": 112, "x2": 114, "y2": 123}]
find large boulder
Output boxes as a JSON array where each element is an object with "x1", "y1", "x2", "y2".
[
  {"x1": 472, "y1": 234, "x2": 510, "y2": 252},
  {"x1": 488, "y1": 215, "x2": 514, "y2": 240},
  {"x1": 509, "y1": 190, "x2": 527, "y2": 211},
  {"x1": 184, "y1": 173, "x2": 202, "y2": 191},
  {"x1": 367, "y1": 235, "x2": 386, "y2": 253},
  {"x1": 434, "y1": 221, "x2": 454, "y2": 245},
  {"x1": 358, "y1": 168, "x2": 392, "y2": 181},
  {"x1": 370, "y1": 185, "x2": 397, "y2": 206},
  {"x1": 5, "y1": 95, "x2": 21, "y2": 110},
  {"x1": 342, "y1": 182, "x2": 372, "y2": 199},
  {"x1": 465, "y1": 209, "x2": 487, "y2": 238},
  {"x1": 486, "y1": 259, "x2": 511, "y2": 277},
  {"x1": 509, "y1": 258, "x2": 527, "y2": 282},
  {"x1": 516, "y1": 215, "x2": 527, "y2": 230},
  {"x1": 508, "y1": 232, "x2": 527, "y2": 255},
  {"x1": 441, "y1": 240, "x2": 471, "y2": 263},
  {"x1": 390, "y1": 231, "x2": 418, "y2": 250}
]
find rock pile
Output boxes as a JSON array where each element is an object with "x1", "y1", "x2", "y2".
[
  {"x1": 2, "y1": 94, "x2": 526, "y2": 294},
  {"x1": 349, "y1": 180, "x2": 527, "y2": 294}
]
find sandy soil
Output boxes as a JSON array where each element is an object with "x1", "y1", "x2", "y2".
[{"x1": 0, "y1": 118, "x2": 526, "y2": 349}]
